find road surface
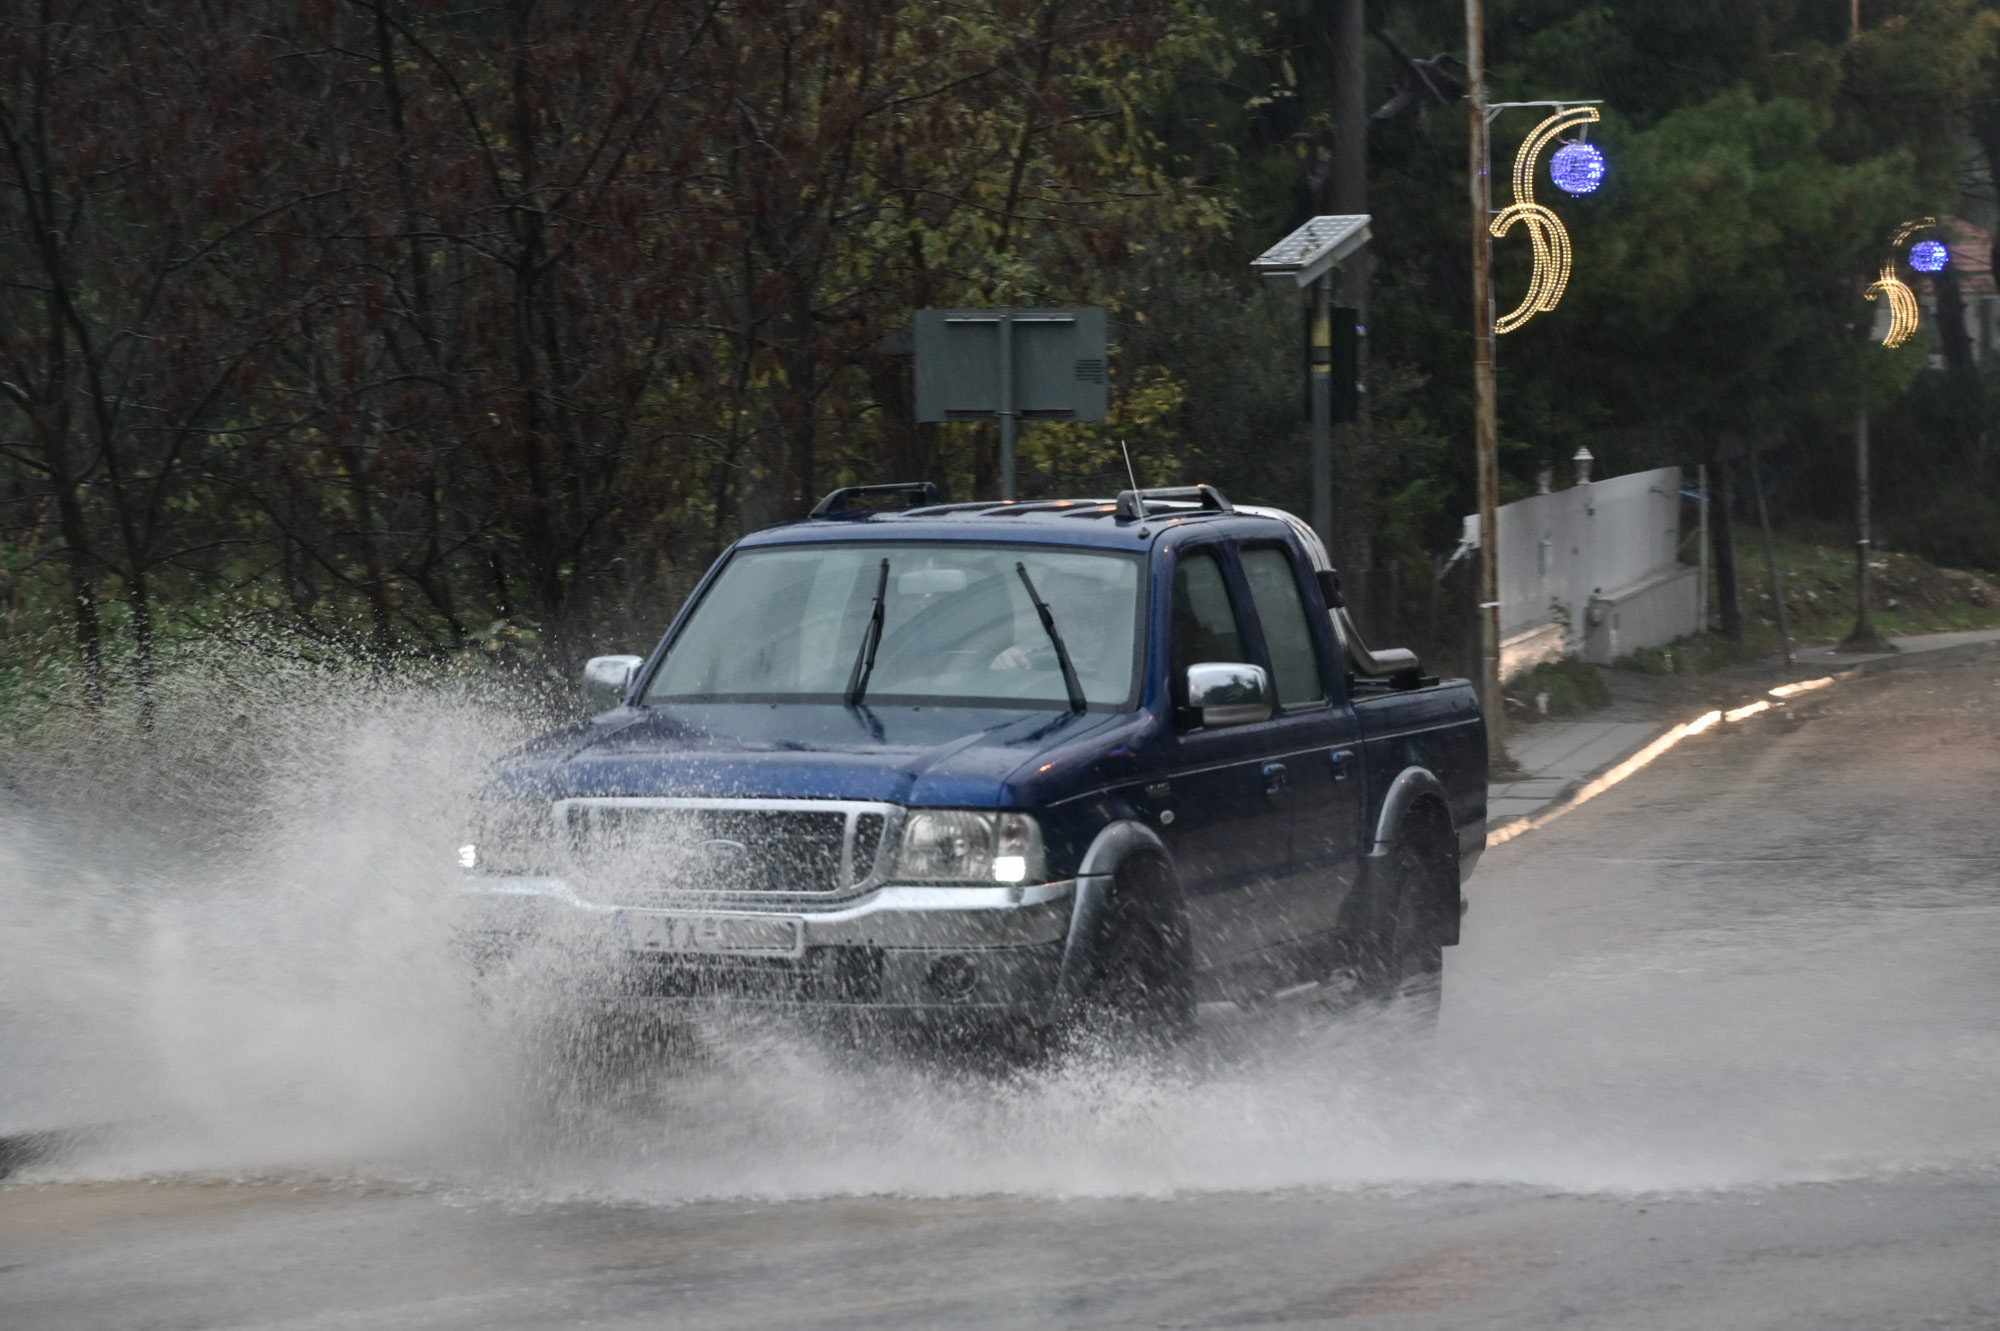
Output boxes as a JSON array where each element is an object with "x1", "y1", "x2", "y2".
[{"x1": 3, "y1": 653, "x2": 1999, "y2": 1329}]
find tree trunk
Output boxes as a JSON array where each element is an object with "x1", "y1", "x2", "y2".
[
  {"x1": 1932, "y1": 262, "x2": 1976, "y2": 375},
  {"x1": 46, "y1": 471, "x2": 106, "y2": 708},
  {"x1": 1710, "y1": 446, "x2": 1742, "y2": 642},
  {"x1": 341, "y1": 432, "x2": 397, "y2": 656},
  {"x1": 128, "y1": 572, "x2": 155, "y2": 730}
]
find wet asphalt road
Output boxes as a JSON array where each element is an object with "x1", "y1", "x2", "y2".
[{"x1": 4, "y1": 653, "x2": 2000, "y2": 1330}]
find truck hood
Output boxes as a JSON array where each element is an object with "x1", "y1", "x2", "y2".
[{"x1": 493, "y1": 703, "x2": 1119, "y2": 808}]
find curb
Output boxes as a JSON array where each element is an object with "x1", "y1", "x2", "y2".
[
  {"x1": 1484, "y1": 635, "x2": 2000, "y2": 848},
  {"x1": 1820, "y1": 635, "x2": 2000, "y2": 679}
]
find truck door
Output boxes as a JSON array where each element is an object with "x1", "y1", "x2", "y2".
[
  {"x1": 1155, "y1": 545, "x2": 1298, "y2": 976},
  {"x1": 1236, "y1": 543, "x2": 1367, "y2": 952}
]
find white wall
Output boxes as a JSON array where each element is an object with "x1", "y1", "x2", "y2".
[{"x1": 1468, "y1": 466, "x2": 1700, "y2": 672}]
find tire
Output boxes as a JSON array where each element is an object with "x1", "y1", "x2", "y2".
[
  {"x1": 1069, "y1": 857, "x2": 1195, "y2": 1051},
  {"x1": 1372, "y1": 825, "x2": 1451, "y2": 1024}
]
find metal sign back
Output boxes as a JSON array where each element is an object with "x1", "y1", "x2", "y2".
[{"x1": 913, "y1": 308, "x2": 1107, "y2": 423}]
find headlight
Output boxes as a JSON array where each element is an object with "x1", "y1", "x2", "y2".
[
  {"x1": 894, "y1": 810, "x2": 1045, "y2": 884},
  {"x1": 460, "y1": 798, "x2": 559, "y2": 875}
]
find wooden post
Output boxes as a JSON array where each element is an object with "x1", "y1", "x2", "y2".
[{"x1": 1467, "y1": 0, "x2": 1505, "y2": 766}]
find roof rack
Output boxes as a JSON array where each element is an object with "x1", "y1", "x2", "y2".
[
  {"x1": 1113, "y1": 484, "x2": 1233, "y2": 521},
  {"x1": 809, "y1": 481, "x2": 942, "y2": 518}
]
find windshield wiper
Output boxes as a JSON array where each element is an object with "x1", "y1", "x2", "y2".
[
  {"x1": 844, "y1": 558, "x2": 891, "y2": 706},
  {"x1": 1015, "y1": 562, "x2": 1087, "y2": 713}
]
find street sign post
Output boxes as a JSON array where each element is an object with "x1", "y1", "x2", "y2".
[
  {"x1": 914, "y1": 307, "x2": 1108, "y2": 500},
  {"x1": 1251, "y1": 214, "x2": 1371, "y2": 553}
]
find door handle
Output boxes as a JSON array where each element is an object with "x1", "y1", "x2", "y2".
[
  {"x1": 1261, "y1": 761, "x2": 1288, "y2": 796},
  {"x1": 1328, "y1": 749, "x2": 1354, "y2": 781}
]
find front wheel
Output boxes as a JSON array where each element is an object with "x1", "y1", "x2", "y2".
[{"x1": 1067, "y1": 857, "x2": 1195, "y2": 1053}]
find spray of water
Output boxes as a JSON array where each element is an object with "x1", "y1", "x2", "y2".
[{"x1": 3, "y1": 643, "x2": 1998, "y2": 1202}]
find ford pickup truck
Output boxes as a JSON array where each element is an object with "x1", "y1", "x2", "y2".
[{"x1": 459, "y1": 483, "x2": 1486, "y2": 1040}]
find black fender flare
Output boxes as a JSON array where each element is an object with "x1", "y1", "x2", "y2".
[
  {"x1": 1365, "y1": 765, "x2": 1462, "y2": 946},
  {"x1": 1053, "y1": 820, "x2": 1181, "y2": 1009}
]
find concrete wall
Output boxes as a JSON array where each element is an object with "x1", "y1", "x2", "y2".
[
  {"x1": 1470, "y1": 466, "x2": 1700, "y2": 674},
  {"x1": 1582, "y1": 563, "x2": 1701, "y2": 666}
]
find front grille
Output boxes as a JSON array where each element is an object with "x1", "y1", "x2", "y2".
[{"x1": 558, "y1": 799, "x2": 891, "y2": 900}]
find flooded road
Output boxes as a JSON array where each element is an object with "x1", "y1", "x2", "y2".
[{"x1": 4, "y1": 652, "x2": 1999, "y2": 1328}]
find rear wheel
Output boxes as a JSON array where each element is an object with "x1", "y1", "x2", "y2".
[{"x1": 1369, "y1": 823, "x2": 1452, "y2": 1023}]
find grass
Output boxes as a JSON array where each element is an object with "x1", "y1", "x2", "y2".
[
  {"x1": 1614, "y1": 528, "x2": 2000, "y2": 679},
  {"x1": 1717, "y1": 527, "x2": 2000, "y2": 655},
  {"x1": 1513, "y1": 531, "x2": 2000, "y2": 714}
]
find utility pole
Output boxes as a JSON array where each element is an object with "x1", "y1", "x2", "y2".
[
  {"x1": 1330, "y1": 0, "x2": 1368, "y2": 570},
  {"x1": 1466, "y1": 0, "x2": 1505, "y2": 767}
]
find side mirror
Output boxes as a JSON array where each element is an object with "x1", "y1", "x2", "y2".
[
  {"x1": 582, "y1": 654, "x2": 644, "y2": 703},
  {"x1": 1186, "y1": 662, "x2": 1272, "y2": 728},
  {"x1": 1315, "y1": 568, "x2": 1345, "y2": 610}
]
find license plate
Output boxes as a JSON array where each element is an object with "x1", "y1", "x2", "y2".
[{"x1": 621, "y1": 911, "x2": 803, "y2": 958}]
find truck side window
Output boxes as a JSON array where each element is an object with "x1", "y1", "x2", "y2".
[
  {"x1": 1240, "y1": 545, "x2": 1326, "y2": 706},
  {"x1": 1171, "y1": 550, "x2": 1246, "y2": 706}
]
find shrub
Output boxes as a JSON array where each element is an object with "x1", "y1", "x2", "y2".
[{"x1": 1503, "y1": 655, "x2": 1611, "y2": 718}]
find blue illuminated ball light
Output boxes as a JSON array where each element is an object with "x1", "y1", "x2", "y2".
[
  {"x1": 1550, "y1": 142, "x2": 1606, "y2": 196},
  {"x1": 1909, "y1": 240, "x2": 1949, "y2": 273}
]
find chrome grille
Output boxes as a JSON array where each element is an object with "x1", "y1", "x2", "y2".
[{"x1": 556, "y1": 798, "x2": 892, "y2": 901}]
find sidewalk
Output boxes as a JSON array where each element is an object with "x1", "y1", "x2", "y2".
[
  {"x1": 1793, "y1": 626, "x2": 2000, "y2": 673},
  {"x1": 1488, "y1": 626, "x2": 2000, "y2": 832},
  {"x1": 1488, "y1": 722, "x2": 1662, "y2": 825}
]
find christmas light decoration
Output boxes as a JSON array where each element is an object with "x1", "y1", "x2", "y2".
[
  {"x1": 1865, "y1": 264, "x2": 1919, "y2": 348},
  {"x1": 1492, "y1": 106, "x2": 1600, "y2": 334},
  {"x1": 1549, "y1": 141, "x2": 1606, "y2": 196},
  {"x1": 1908, "y1": 239, "x2": 1948, "y2": 273},
  {"x1": 1891, "y1": 217, "x2": 1936, "y2": 247}
]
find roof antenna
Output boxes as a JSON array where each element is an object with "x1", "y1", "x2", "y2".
[{"x1": 1119, "y1": 438, "x2": 1140, "y2": 493}]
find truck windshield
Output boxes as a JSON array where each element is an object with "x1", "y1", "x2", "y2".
[{"x1": 644, "y1": 543, "x2": 1144, "y2": 711}]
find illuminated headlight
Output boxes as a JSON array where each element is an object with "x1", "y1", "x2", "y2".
[
  {"x1": 459, "y1": 799, "x2": 558, "y2": 875},
  {"x1": 894, "y1": 810, "x2": 1045, "y2": 884}
]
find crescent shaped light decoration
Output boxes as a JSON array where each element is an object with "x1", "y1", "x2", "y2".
[
  {"x1": 1891, "y1": 217, "x2": 1936, "y2": 248},
  {"x1": 1866, "y1": 264, "x2": 1919, "y2": 348},
  {"x1": 1867, "y1": 218, "x2": 1936, "y2": 349},
  {"x1": 1491, "y1": 106, "x2": 1600, "y2": 334}
]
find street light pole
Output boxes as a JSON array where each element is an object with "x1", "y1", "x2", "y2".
[
  {"x1": 1310, "y1": 274, "x2": 1334, "y2": 545},
  {"x1": 1251, "y1": 215, "x2": 1372, "y2": 550},
  {"x1": 1844, "y1": 0, "x2": 1884, "y2": 652},
  {"x1": 1466, "y1": 0, "x2": 1505, "y2": 768},
  {"x1": 1850, "y1": 410, "x2": 1877, "y2": 644}
]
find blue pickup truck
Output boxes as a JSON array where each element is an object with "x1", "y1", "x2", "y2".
[{"x1": 460, "y1": 483, "x2": 1486, "y2": 1040}]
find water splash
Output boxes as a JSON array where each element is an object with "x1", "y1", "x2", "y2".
[{"x1": 4, "y1": 646, "x2": 1999, "y2": 1203}]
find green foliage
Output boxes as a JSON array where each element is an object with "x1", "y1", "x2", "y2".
[
  {"x1": 1616, "y1": 633, "x2": 1754, "y2": 676},
  {"x1": 1504, "y1": 654, "x2": 1612, "y2": 717},
  {"x1": 8, "y1": 0, "x2": 2000, "y2": 720}
]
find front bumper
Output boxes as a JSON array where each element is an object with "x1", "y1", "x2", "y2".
[{"x1": 457, "y1": 875, "x2": 1076, "y2": 1015}]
